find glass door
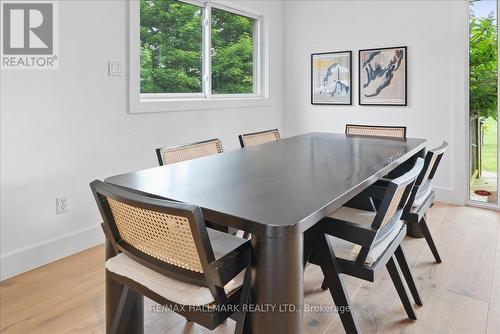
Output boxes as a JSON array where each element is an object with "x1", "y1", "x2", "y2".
[{"x1": 469, "y1": 0, "x2": 499, "y2": 207}]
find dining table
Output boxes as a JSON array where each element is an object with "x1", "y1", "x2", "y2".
[{"x1": 104, "y1": 132, "x2": 426, "y2": 334}]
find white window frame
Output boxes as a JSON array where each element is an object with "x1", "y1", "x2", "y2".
[
  {"x1": 129, "y1": 0, "x2": 269, "y2": 113},
  {"x1": 465, "y1": 0, "x2": 500, "y2": 210}
]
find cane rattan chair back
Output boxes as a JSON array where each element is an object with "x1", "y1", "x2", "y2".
[
  {"x1": 402, "y1": 142, "x2": 448, "y2": 214},
  {"x1": 415, "y1": 141, "x2": 448, "y2": 189},
  {"x1": 238, "y1": 129, "x2": 281, "y2": 148},
  {"x1": 107, "y1": 197, "x2": 205, "y2": 273},
  {"x1": 345, "y1": 124, "x2": 407, "y2": 139},
  {"x1": 91, "y1": 180, "x2": 215, "y2": 283},
  {"x1": 370, "y1": 158, "x2": 424, "y2": 245},
  {"x1": 156, "y1": 138, "x2": 223, "y2": 166}
]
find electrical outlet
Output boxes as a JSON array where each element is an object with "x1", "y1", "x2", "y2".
[
  {"x1": 108, "y1": 60, "x2": 124, "y2": 77},
  {"x1": 56, "y1": 197, "x2": 68, "y2": 214}
]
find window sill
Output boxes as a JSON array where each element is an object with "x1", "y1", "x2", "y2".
[{"x1": 129, "y1": 95, "x2": 272, "y2": 113}]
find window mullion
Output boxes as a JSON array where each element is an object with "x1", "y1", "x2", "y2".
[{"x1": 203, "y1": 4, "x2": 212, "y2": 99}]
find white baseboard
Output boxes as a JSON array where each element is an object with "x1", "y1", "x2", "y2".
[
  {"x1": 0, "y1": 225, "x2": 104, "y2": 280},
  {"x1": 433, "y1": 186, "x2": 466, "y2": 206}
]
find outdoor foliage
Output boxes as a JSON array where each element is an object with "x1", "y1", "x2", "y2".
[
  {"x1": 211, "y1": 8, "x2": 254, "y2": 94},
  {"x1": 470, "y1": 4, "x2": 497, "y2": 120},
  {"x1": 140, "y1": 0, "x2": 254, "y2": 94},
  {"x1": 482, "y1": 117, "x2": 498, "y2": 172}
]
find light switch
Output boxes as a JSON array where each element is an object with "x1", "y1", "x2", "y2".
[{"x1": 108, "y1": 60, "x2": 124, "y2": 77}]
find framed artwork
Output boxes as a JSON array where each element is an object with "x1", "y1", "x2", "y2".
[
  {"x1": 359, "y1": 46, "x2": 407, "y2": 106},
  {"x1": 311, "y1": 51, "x2": 352, "y2": 105}
]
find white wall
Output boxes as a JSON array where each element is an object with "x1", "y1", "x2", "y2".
[
  {"x1": 283, "y1": 0, "x2": 468, "y2": 205},
  {"x1": 0, "y1": 0, "x2": 284, "y2": 279},
  {"x1": 1, "y1": 0, "x2": 472, "y2": 280}
]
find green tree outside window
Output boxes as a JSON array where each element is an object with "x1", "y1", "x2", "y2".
[{"x1": 140, "y1": 0, "x2": 255, "y2": 95}]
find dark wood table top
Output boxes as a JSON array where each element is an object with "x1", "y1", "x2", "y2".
[{"x1": 105, "y1": 133, "x2": 426, "y2": 237}]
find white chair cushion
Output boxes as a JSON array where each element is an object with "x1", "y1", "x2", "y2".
[
  {"x1": 411, "y1": 181, "x2": 432, "y2": 209},
  {"x1": 327, "y1": 206, "x2": 404, "y2": 266},
  {"x1": 328, "y1": 206, "x2": 376, "y2": 227},
  {"x1": 106, "y1": 253, "x2": 244, "y2": 306}
]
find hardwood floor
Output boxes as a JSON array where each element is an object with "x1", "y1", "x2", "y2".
[{"x1": 1, "y1": 203, "x2": 499, "y2": 334}]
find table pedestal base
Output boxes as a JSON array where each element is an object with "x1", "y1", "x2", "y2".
[{"x1": 250, "y1": 234, "x2": 304, "y2": 334}]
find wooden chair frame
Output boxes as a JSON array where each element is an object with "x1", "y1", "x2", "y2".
[
  {"x1": 306, "y1": 158, "x2": 424, "y2": 333},
  {"x1": 90, "y1": 180, "x2": 251, "y2": 333},
  {"x1": 156, "y1": 138, "x2": 223, "y2": 166},
  {"x1": 238, "y1": 129, "x2": 281, "y2": 148},
  {"x1": 345, "y1": 124, "x2": 407, "y2": 139}
]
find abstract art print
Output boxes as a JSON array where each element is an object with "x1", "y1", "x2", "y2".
[
  {"x1": 311, "y1": 51, "x2": 352, "y2": 105},
  {"x1": 359, "y1": 46, "x2": 407, "y2": 106}
]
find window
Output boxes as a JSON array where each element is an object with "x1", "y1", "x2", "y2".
[
  {"x1": 131, "y1": 0, "x2": 265, "y2": 111},
  {"x1": 468, "y1": 0, "x2": 499, "y2": 207},
  {"x1": 140, "y1": 0, "x2": 203, "y2": 94},
  {"x1": 211, "y1": 7, "x2": 254, "y2": 94}
]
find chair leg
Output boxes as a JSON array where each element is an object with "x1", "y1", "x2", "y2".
[
  {"x1": 386, "y1": 256, "x2": 417, "y2": 320},
  {"x1": 110, "y1": 286, "x2": 138, "y2": 334},
  {"x1": 394, "y1": 245, "x2": 423, "y2": 306},
  {"x1": 303, "y1": 230, "x2": 315, "y2": 269},
  {"x1": 309, "y1": 230, "x2": 339, "y2": 291},
  {"x1": 234, "y1": 267, "x2": 252, "y2": 334},
  {"x1": 315, "y1": 231, "x2": 361, "y2": 334},
  {"x1": 419, "y1": 215, "x2": 442, "y2": 263},
  {"x1": 321, "y1": 278, "x2": 328, "y2": 290}
]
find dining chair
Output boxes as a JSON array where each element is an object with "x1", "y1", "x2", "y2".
[
  {"x1": 156, "y1": 138, "x2": 223, "y2": 166},
  {"x1": 238, "y1": 129, "x2": 281, "y2": 148},
  {"x1": 90, "y1": 180, "x2": 252, "y2": 334},
  {"x1": 306, "y1": 158, "x2": 425, "y2": 333},
  {"x1": 345, "y1": 124, "x2": 407, "y2": 139},
  {"x1": 402, "y1": 141, "x2": 448, "y2": 263},
  {"x1": 366, "y1": 142, "x2": 448, "y2": 263},
  {"x1": 156, "y1": 138, "x2": 230, "y2": 233},
  {"x1": 237, "y1": 128, "x2": 281, "y2": 237},
  {"x1": 345, "y1": 124, "x2": 407, "y2": 186}
]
